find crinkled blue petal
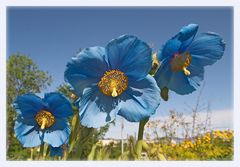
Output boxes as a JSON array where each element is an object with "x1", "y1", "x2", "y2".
[
  {"x1": 78, "y1": 86, "x2": 119, "y2": 128},
  {"x1": 188, "y1": 32, "x2": 226, "y2": 66},
  {"x1": 118, "y1": 75, "x2": 160, "y2": 122},
  {"x1": 167, "y1": 72, "x2": 198, "y2": 95},
  {"x1": 178, "y1": 24, "x2": 198, "y2": 53},
  {"x1": 15, "y1": 115, "x2": 39, "y2": 129},
  {"x1": 158, "y1": 39, "x2": 181, "y2": 61},
  {"x1": 14, "y1": 120, "x2": 42, "y2": 147},
  {"x1": 158, "y1": 24, "x2": 198, "y2": 61},
  {"x1": 155, "y1": 55, "x2": 204, "y2": 95},
  {"x1": 43, "y1": 93, "x2": 73, "y2": 118},
  {"x1": 106, "y1": 35, "x2": 152, "y2": 81},
  {"x1": 50, "y1": 146, "x2": 63, "y2": 157},
  {"x1": 188, "y1": 64, "x2": 205, "y2": 82},
  {"x1": 177, "y1": 24, "x2": 198, "y2": 53},
  {"x1": 178, "y1": 24, "x2": 198, "y2": 42},
  {"x1": 154, "y1": 57, "x2": 173, "y2": 89},
  {"x1": 64, "y1": 46, "x2": 108, "y2": 96},
  {"x1": 14, "y1": 117, "x2": 35, "y2": 136},
  {"x1": 48, "y1": 118, "x2": 68, "y2": 131},
  {"x1": 155, "y1": 60, "x2": 204, "y2": 95},
  {"x1": 43, "y1": 125, "x2": 70, "y2": 147},
  {"x1": 13, "y1": 94, "x2": 45, "y2": 120}
]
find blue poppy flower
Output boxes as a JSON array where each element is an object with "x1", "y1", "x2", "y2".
[
  {"x1": 13, "y1": 93, "x2": 73, "y2": 148},
  {"x1": 50, "y1": 146, "x2": 63, "y2": 157},
  {"x1": 154, "y1": 24, "x2": 225, "y2": 95},
  {"x1": 65, "y1": 35, "x2": 160, "y2": 128}
]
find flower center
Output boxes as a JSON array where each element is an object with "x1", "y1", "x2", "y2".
[
  {"x1": 98, "y1": 70, "x2": 128, "y2": 97},
  {"x1": 170, "y1": 52, "x2": 192, "y2": 76},
  {"x1": 35, "y1": 110, "x2": 55, "y2": 130}
]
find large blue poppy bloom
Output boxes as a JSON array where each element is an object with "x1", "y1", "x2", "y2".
[
  {"x1": 65, "y1": 35, "x2": 160, "y2": 128},
  {"x1": 13, "y1": 93, "x2": 73, "y2": 147},
  {"x1": 154, "y1": 24, "x2": 225, "y2": 95}
]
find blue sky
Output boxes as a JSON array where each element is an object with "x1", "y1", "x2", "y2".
[{"x1": 7, "y1": 7, "x2": 233, "y2": 138}]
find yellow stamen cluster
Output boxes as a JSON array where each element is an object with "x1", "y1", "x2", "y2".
[
  {"x1": 170, "y1": 52, "x2": 192, "y2": 76},
  {"x1": 98, "y1": 70, "x2": 128, "y2": 97},
  {"x1": 149, "y1": 53, "x2": 160, "y2": 76},
  {"x1": 35, "y1": 110, "x2": 55, "y2": 129}
]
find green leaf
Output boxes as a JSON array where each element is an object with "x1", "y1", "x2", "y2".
[{"x1": 87, "y1": 144, "x2": 97, "y2": 160}]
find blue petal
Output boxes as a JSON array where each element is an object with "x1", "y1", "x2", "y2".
[
  {"x1": 15, "y1": 115, "x2": 38, "y2": 128},
  {"x1": 188, "y1": 64, "x2": 205, "y2": 82},
  {"x1": 177, "y1": 24, "x2": 199, "y2": 52},
  {"x1": 43, "y1": 93, "x2": 73, "y2": 118},
  {"x1": 178, "y1": 24, "x2": 199, "y2": 41},
  {"x1": 154, "y1": 57, "x2": 173, "y2": 89},
  {"x1": 43, "y1": 125, "x2": 70, "y2": 147},
  {"x1": 50, "y1": 146, "x2": 63, "y2": 157},
  {"x1": 13, "y1": 94, "x2": 45, "y2": 119},
  {"x1": 64, "y1": 46, "x2": 108, "y2": 96},
  {"x1": 158, "y1": 24, "x2": 198, "y2": 61},
  {"x1": 158, "y1": 39, "x2": 181, "y2": 61},
  {"x1": 48, "y1": 118, "x2": 68, "y2": 131},
  {"x1": 118, "y1": 75, "x2": 160, "y2": 122},
  {"x1": 14, "y1": 118, "x2": 35, "y2": 136},
  {"x1": 155, "y1": 60, "x2": 203, "y2": 95},
  {"x1": 14, "y1": 120, "x2": 42, "y2": 147},
  {"x1": 188, "y1": 32, "x2": 225, "y2": 66},
  {"x1": 78, "y1": 86, "x2": 119, "y2": 128},
  {"x1": 106, "y1": 35, "x2": 152, "y2": 81},
  {"x1": 167, "y1": 72, "x2": 198, "y2": 95}
]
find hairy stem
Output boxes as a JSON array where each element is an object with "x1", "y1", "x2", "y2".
[{"x1": 136, "y1": 118, "x2": 149, "y2": 160}]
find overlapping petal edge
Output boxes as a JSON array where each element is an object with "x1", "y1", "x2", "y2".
[
  {"x1": 154, "y1": 24, "x2": 225, "y2": 95},
  {"x1": 13, "y1": 93, "x2": 73, "y2": 147},
  {"x1": 64, "y1": 35, "x2": 161, "y2": 128}
]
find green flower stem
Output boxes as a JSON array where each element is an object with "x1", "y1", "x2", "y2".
[
  {"x1": 30, "y1": 148, "x2": 34, "y2": 160},
  {"x1": 39, "y1": 144, "x2": 47, "y2": 160},
  {"x1": 39, "y1": 144, "x2": 44, "y2": 160},
  {"x1": 62, "y1": 145, "x2": 68, "y2": 160},
  {"x1": 87, "y1": 144, "x2": 97, "y2": 160},
  {"x1": 136, "y1": 118, "x2": 149, "y2": 160}
]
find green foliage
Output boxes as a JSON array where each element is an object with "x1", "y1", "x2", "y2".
[
  {"x1": 7, "y1": 53, "x2": 52, "y2": 160},
  {"x1": 7, "y1": 54, "x2": 52, "y2": 102},
  {"x1": 86, "y1": 130, "x2": 233, "y2": 161},
  {"x1": 119, "y1": 136, "x2": 137, "y2": 160},
  {"x1": 87, "y1": 142, "x2": 112, "y2": 160}
]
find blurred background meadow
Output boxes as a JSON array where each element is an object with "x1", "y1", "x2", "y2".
[{"x1": 7, "y1": 7, "x2": 233, "y2": 160}]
